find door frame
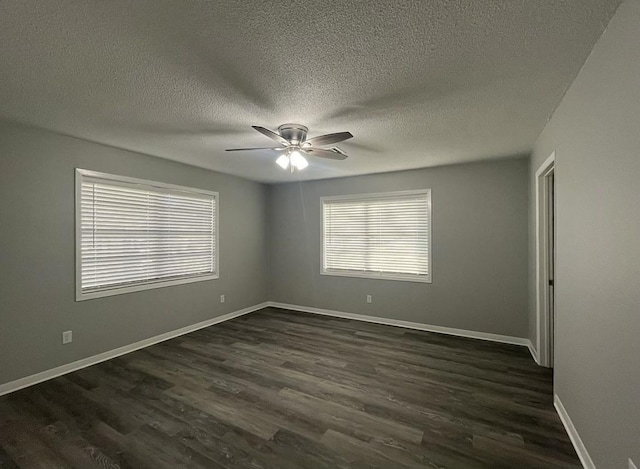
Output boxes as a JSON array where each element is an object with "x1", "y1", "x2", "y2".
[{"x1": 535, "y1": 151, "x2": 555, "y2": 367}]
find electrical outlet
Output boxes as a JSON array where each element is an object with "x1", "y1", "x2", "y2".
[
  {"x1": 366, "y1": 294, "x2": 372, "y2": 304},
  {"x1": 62, "y1": 330, "x2": 73, "y2": 344},
  {"x1": 220, "y1": 294, "x2": 225, "y2": 303},
  {"x1": 630, "y1": 458, "x2": 638, "y2": 469}
]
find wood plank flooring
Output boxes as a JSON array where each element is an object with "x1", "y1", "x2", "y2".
[{"x1": 0, "y1": 307, "x2": 580, "y2": 468}]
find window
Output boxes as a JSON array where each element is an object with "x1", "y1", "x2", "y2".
[
  {"x1": 76, "y1": 169, "x2": 218, "y2": 300},
  {"x1": 322, "y1": 190, "x2": 431, "y2": 283}
]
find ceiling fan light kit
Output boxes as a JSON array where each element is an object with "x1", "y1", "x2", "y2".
[
  {"x1": 226, "y1": 123, "x2": 352, "y2": 172},
  {"x1": 275, "y1": 154, "x2": 290, "y2": 170},
  {"x1": 290, "y1": 150, "x2": 308, "y2": 170},
  {"x1": 275, "y1": 150, "x2": 308, "y2": 172}
]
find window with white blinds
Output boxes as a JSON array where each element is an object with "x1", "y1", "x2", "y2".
[
  {"x1": 322, "y1": 190, "x2": 431, "y2": 283},
  {"x1": 76, "y1": 169, "x2": 218, "y2": 300}
]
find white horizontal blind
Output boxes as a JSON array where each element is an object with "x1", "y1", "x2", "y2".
[
  {"x1": 323, "y1": 191, "x2": 430, "y2": 282},
  {"x1": 79, "y1": 173, "x2": 216, "y2": 295}
]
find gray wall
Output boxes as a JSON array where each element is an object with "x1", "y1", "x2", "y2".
[
  {"x1": 269, "y1": 158, "x2": 529, "y2": 338},
  {"x1": 528, "y1": 0, "x2": 639, "y2": 466},
  {"x1": 0, "y1": 121, "x2": 269, "y2": 386}
]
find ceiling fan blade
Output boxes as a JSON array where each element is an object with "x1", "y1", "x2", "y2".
[
  {"x1": 303, "y1": 148, "x2": 348, "y2": 160},
  {"x1": 251, "y1": 126, "x2": 289, "y2": 145},
  {"x1": 225, "y1": 147, "x2": 286, "y2": 152},
  {"x1": 304, "y1": 131, "x2": 353, "y2": 147}
]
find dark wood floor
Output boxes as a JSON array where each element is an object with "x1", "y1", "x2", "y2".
[{"x1": 0, "y1": 307, "x2": 579, "y2": 468}]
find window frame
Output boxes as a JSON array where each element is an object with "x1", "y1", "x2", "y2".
[
  {"x1": 75, "y1": 168, "x2": 219, "y2": 301},
  {"x1": 320, "y1": 189, "x2": 432, "y2": 284}
]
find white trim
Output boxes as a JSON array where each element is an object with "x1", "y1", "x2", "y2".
[
  {"x1": 0, "y1": 302, "x2": 539, "y2": 397},
  {"x1": 320, "y1": 189, "x2": 432, "y2": 284},
  {"x1": 0, "y1": 302, "x2": 269, "y2": 397},
  {"x1": 77, "y1": 274, "x2": 219, "y2": 301},
  {"x1": 319, "y1": 269, "x2": 430, "y2": 283},
  {"x1": 268, "y1": 302, "x2": 530, "y2": 347},
  {"x1": 75, "y1": 168, "x2": 220, "y2": 301},
  {"x1": 75, "y1": 168, "x2": 83, "y2": 300},
  {"x1": 320, "y1": 189, "x2": 431, "y2": 203},
  {"x1": 554, "y1": 394, "x2": 596, "y2": 469},
  {"x1": 75, "y1": 168, "x2": 220, "y2": 197},
  {"x1": 535, "y1": 152, "x2": 555, "y2": 367}
]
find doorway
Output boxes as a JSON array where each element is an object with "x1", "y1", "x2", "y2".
[{"x1": 536, "y1": 152, "x2": 555, "y2": 368}]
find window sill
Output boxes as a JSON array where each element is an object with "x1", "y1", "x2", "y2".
[
  {"x1": 320, "y1": 270, "x2": 431, "y2": 284},
  {"x1": 76, "y1": 273, "x2": 218, "y2": 301}
]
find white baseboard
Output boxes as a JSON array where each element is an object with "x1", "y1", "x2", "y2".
[
  {"x1": 554, "y1": 394, "x2": 595, "y2": 469},
  {"x1": 0, "y1": 302, "x2": 270, "y2": 397},
  {"x1": 267, "y1": 302, "x2": 531, "y2": 348},
  {"x1": 0, "y1": 301, "x2": 538, "y2": 397}
]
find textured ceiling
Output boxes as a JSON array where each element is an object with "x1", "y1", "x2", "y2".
[{"x1": 0, "y1": 1, "x2": 621, "y2": 183}]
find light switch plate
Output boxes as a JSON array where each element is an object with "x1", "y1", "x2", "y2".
[{"x1": 62, "y1": 330, "x2": 73, "y2": 344}]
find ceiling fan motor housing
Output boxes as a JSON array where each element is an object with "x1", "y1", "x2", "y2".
[{"x1": 278, "y1": 123, "x2": 308, "y2": 145}]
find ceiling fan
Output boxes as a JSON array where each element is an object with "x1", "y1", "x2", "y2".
[{"x1": 226, "y1": 124, "x2": 353, "y2": 172}]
